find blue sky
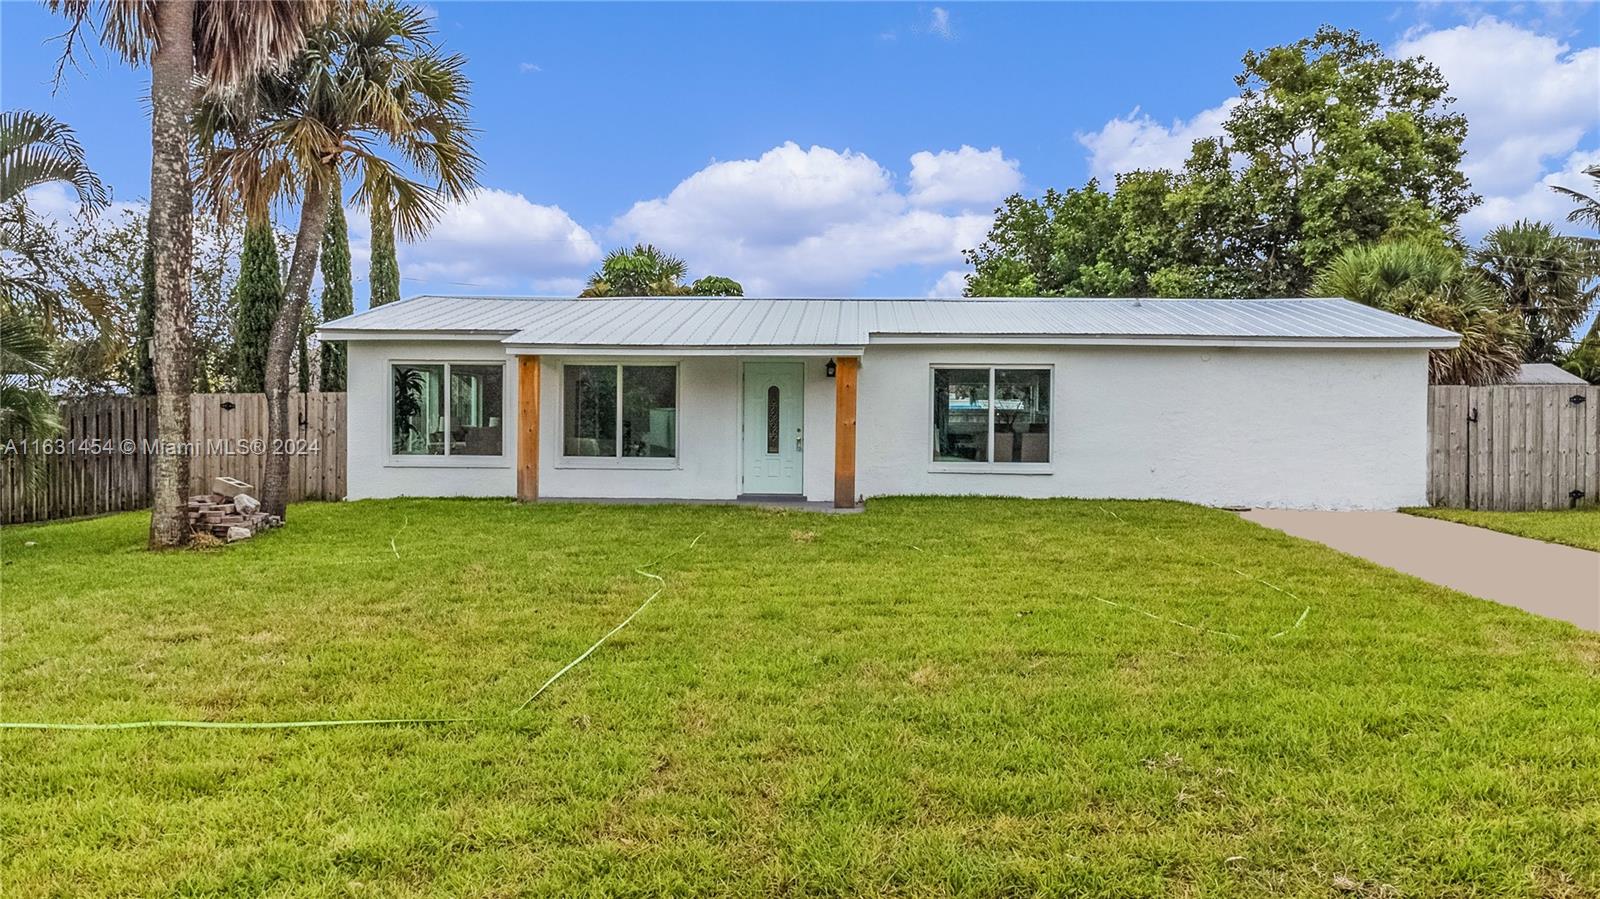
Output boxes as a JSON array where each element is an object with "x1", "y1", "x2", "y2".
[{"x1": 4, "y1": 1, "x2": 1597, "y2": 308}]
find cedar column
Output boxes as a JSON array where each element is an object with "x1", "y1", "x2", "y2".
[
  {"x1": 833, "y1": 356, "x2": 859, "y2": 509},
  {"x1": 517, "y1": 355, "x2": 540, "y2": 502}
]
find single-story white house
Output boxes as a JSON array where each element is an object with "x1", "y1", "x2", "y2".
[{"x1": 317, "y1": 296, "x2": 1459, "y2": 510}]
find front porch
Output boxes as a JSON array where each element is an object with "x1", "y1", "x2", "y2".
[{"x1": 513, "y1": 353, "x2": 860, "y2": 509}]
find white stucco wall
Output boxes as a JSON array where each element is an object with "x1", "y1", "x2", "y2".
[
  {"x1": 347, "y1": 340, "x2": 517, "y2": 499},
  {"x1": 855, "y1": 344, "x2": 1430, "y2": 509},
  {"x1": 346, "y1": 339, "x2": 1431, "y2": 509},
  {"x1": 347, "y1": 343, "x2": 837, "y2": 502}
]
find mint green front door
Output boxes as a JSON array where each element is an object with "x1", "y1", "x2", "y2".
[{"x1": 741, "y1": 362, "x2": 805, "y2": 495}]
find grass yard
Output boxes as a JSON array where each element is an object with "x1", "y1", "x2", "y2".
[
  {"x1": 1404, "y1": 506, "x2": 1600, "y2": 553},
  {"x1": 4, "y1": 498, "x2": 1598, "y2": 897}
]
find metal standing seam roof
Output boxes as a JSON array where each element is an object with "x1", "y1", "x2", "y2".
[{"x1": 317, "y1": 295, "x2": 1460, "y2": 348}]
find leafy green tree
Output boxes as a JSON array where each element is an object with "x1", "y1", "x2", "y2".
[
  {"x1": 966, "y1": 27, "x2": 1476, "y2": 299},
  {"x1": 318, "y1": 197, "x2": 353, "y2": 391},
  {"x1": 28, "y1": 204, "x2": 241, "y2": 395},
  {"x1": 1221, "y1": 27, "x2": 1473, "y2": 289},
  {"x1": 1472, "y1": 221, "x2": 1598, "y2": 363},
  {"x1": 689, "y1": 275, "x2": 744, "y2": 297},
  {"x1": 1312, "y1": 240, "x2": 1525, "y2": 384},
  {"x1": 232, "y1": 213, "x2": 283, "y2": 392},
  {"x1": 369, "y1": 189, "x2": 401, "y2": 306}
]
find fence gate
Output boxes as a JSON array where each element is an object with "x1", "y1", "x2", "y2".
[{"x1": 1428, "y1": 384, "x2": 1600, "y2": 510}]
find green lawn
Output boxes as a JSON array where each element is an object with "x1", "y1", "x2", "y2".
[
  {"x1": 4, "y1": 498, "x2": 1598, "y2": 897},
  {"x1": 1405, "y1": 506, "x2": 1600, "y2": 552}
]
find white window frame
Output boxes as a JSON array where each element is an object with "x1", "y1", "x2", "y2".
[
  {"x1": 556, "y1": 361, "x2": 681, "y2": 470},
  {"x1": 386, "y1": 360, "x2": 509, "y2": 468},
  {"x1": 928, "y1": 364, "x2": 1053, "y2": 474}
]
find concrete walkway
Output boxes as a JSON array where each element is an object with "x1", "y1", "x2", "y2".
[{"x1": 1241, "y1": 510, "x2": 1600, "y2": 630}]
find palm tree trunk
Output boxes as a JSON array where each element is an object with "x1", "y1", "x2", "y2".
[
  {"x1": 261, "y1": 177, "x2": 330, "y2": 518},
  {"x1": 146, "y1": 0, "x2": 197, "y2": 549}
]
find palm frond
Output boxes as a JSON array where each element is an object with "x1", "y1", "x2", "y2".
[{"x1": 0, "y1": 109, "x2": 107, "y2": 208}]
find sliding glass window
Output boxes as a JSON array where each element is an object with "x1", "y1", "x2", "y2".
[
  {"x1": 392, "y1": 362, "x2": 504, "y2": 457},
  {"x1": 563, "y1": 364, "x2": 677, "y2": 459},
  {"x1": 932, "y1": 367, "x2": 1050, "y2": 465}
]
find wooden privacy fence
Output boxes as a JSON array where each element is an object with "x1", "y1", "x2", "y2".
[
  {"x1": 1429, "y1": 384, "x2": 1600, "y2": 511},
  {"x1": 1, "y1": 392, "x2": 346, "y2": 525}
]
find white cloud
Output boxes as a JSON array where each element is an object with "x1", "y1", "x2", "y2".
[
  {"x1": 612, "y1": 142, "x2": 1003, "y2": 295},
  {"x1": 1396, "y1": 16, "x2": 1600, "y2": 198},
  {"x1": 928, "y1": 7, "x2": 953, "y2": 39},
  {"x1": 23, "y1": 181, "x2": 145, "y2": 225},
  {"x1": 389, "y1": 188, "x2": 601, "y2": 293},
  {"x1": 908, "y1": 146, "x2": 1022, "y2": 210},
  {"x1": 519, "y1": 62, "x2": 542, "y2": 74},
  {"x1": 1075, "y1": 99, "x2": 1239, "y2": 181},
  {"x1": 928, "y1": 269, "x2": 970, "y2": 297}
]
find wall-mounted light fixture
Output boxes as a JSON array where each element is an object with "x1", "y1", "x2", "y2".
[{"x1": 825, "y1": 359, "x2": 837, "y2": 378}]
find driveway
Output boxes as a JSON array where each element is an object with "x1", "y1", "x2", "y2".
[{"x1": 1241, "y1": 510, "x2": 1600, "y2": 630}]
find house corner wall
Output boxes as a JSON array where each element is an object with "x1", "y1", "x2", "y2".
[
  {"x1": 854, "y1": 345, "x2": 1431, "y2": 510},
  {"x1": 345, "y1": 340, "x2": 518, "y2": 500}
]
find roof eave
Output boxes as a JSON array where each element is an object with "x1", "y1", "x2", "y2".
[
  {"x1": 499, "y1": 342, "x2": 866, "y2": 357},
  {"x1": 866, "y1": 333, "x2": 1461, "y2": 350},
  {"x1": 316, "y1": 328, "x2": 520, "y2": 342}
]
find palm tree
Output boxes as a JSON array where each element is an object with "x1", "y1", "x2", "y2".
[
  {"x1": 198, "y1": 1, "x2": 479, "y2": 518},
  {"x1": 0, "y1": 109, "x2": 107, "y2": 208},
  {"x1": 1312, "y1": 240, "x2": 1526, "y2": 385},
  {"x1": 0, "y1": 110, "x2": 108, "y2": 321},
  {"x1": 48, "y1": 0, "x2": 333, "y2": 548},
  {"x1": 580, "y1": 244, "x2": 692, "y2": 297},
  {"x1": 0, "y1": 314, "x2": 59, "y2": 440},
  {"x1": 1472, "y1": 221, "x2": 1599, "y2": 362},
  {"x1": 1550, "y1": 165, "x2": 1600, "y2": 351},
  {"x1": 1551, "y1": 164, "x2": 1600, "y2": 232},
  {"x1": 0, "y1": 311, "x2": 62, "y2": 494},
  {"x1": 1, "y1": 111, "x2": 106, "y2": 487},
  {"x1": 578, "y1": 245, "x2": 744, "y2": 298}
]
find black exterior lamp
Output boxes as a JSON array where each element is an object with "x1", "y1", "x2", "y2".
[{"x1": 825, "y1": 358, "x2": 837, "y2": 378}]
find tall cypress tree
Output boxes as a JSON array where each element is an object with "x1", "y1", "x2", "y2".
[
  {"x1": 132, "y1": 222, "x2": 157, "y2": 396},
  {"x1": 369, "y1": 190, "x2": 401, "y2": 306},
  {"x1": 318, "y1": 198, "x2": 353, "y2": 391},
  {"x1": 233, "y1": 212, "x2": 284, "y2": 392}
]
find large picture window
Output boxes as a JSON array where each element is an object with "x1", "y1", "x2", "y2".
[
  {"x1": 392, "y1": 362, "x2": 504, "y2": 457},
  {"x1": 933, "y1": 367, "x2": 1050, "y2": 465},
  {"x1": 564, "y1": 364, "x2": 677, "y2": 459}
]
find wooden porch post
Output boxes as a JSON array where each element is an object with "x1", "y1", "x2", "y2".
[
  {"x1": 517, "y1": 355, "x2": 540, "y2": 502},
  {"x1": 833, "y1": 356, "x2": 859, "y2": 509}
]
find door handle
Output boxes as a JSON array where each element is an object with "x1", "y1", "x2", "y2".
[{"x1": 795, "y1": 428, "x2": 803, "y2": 450}]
